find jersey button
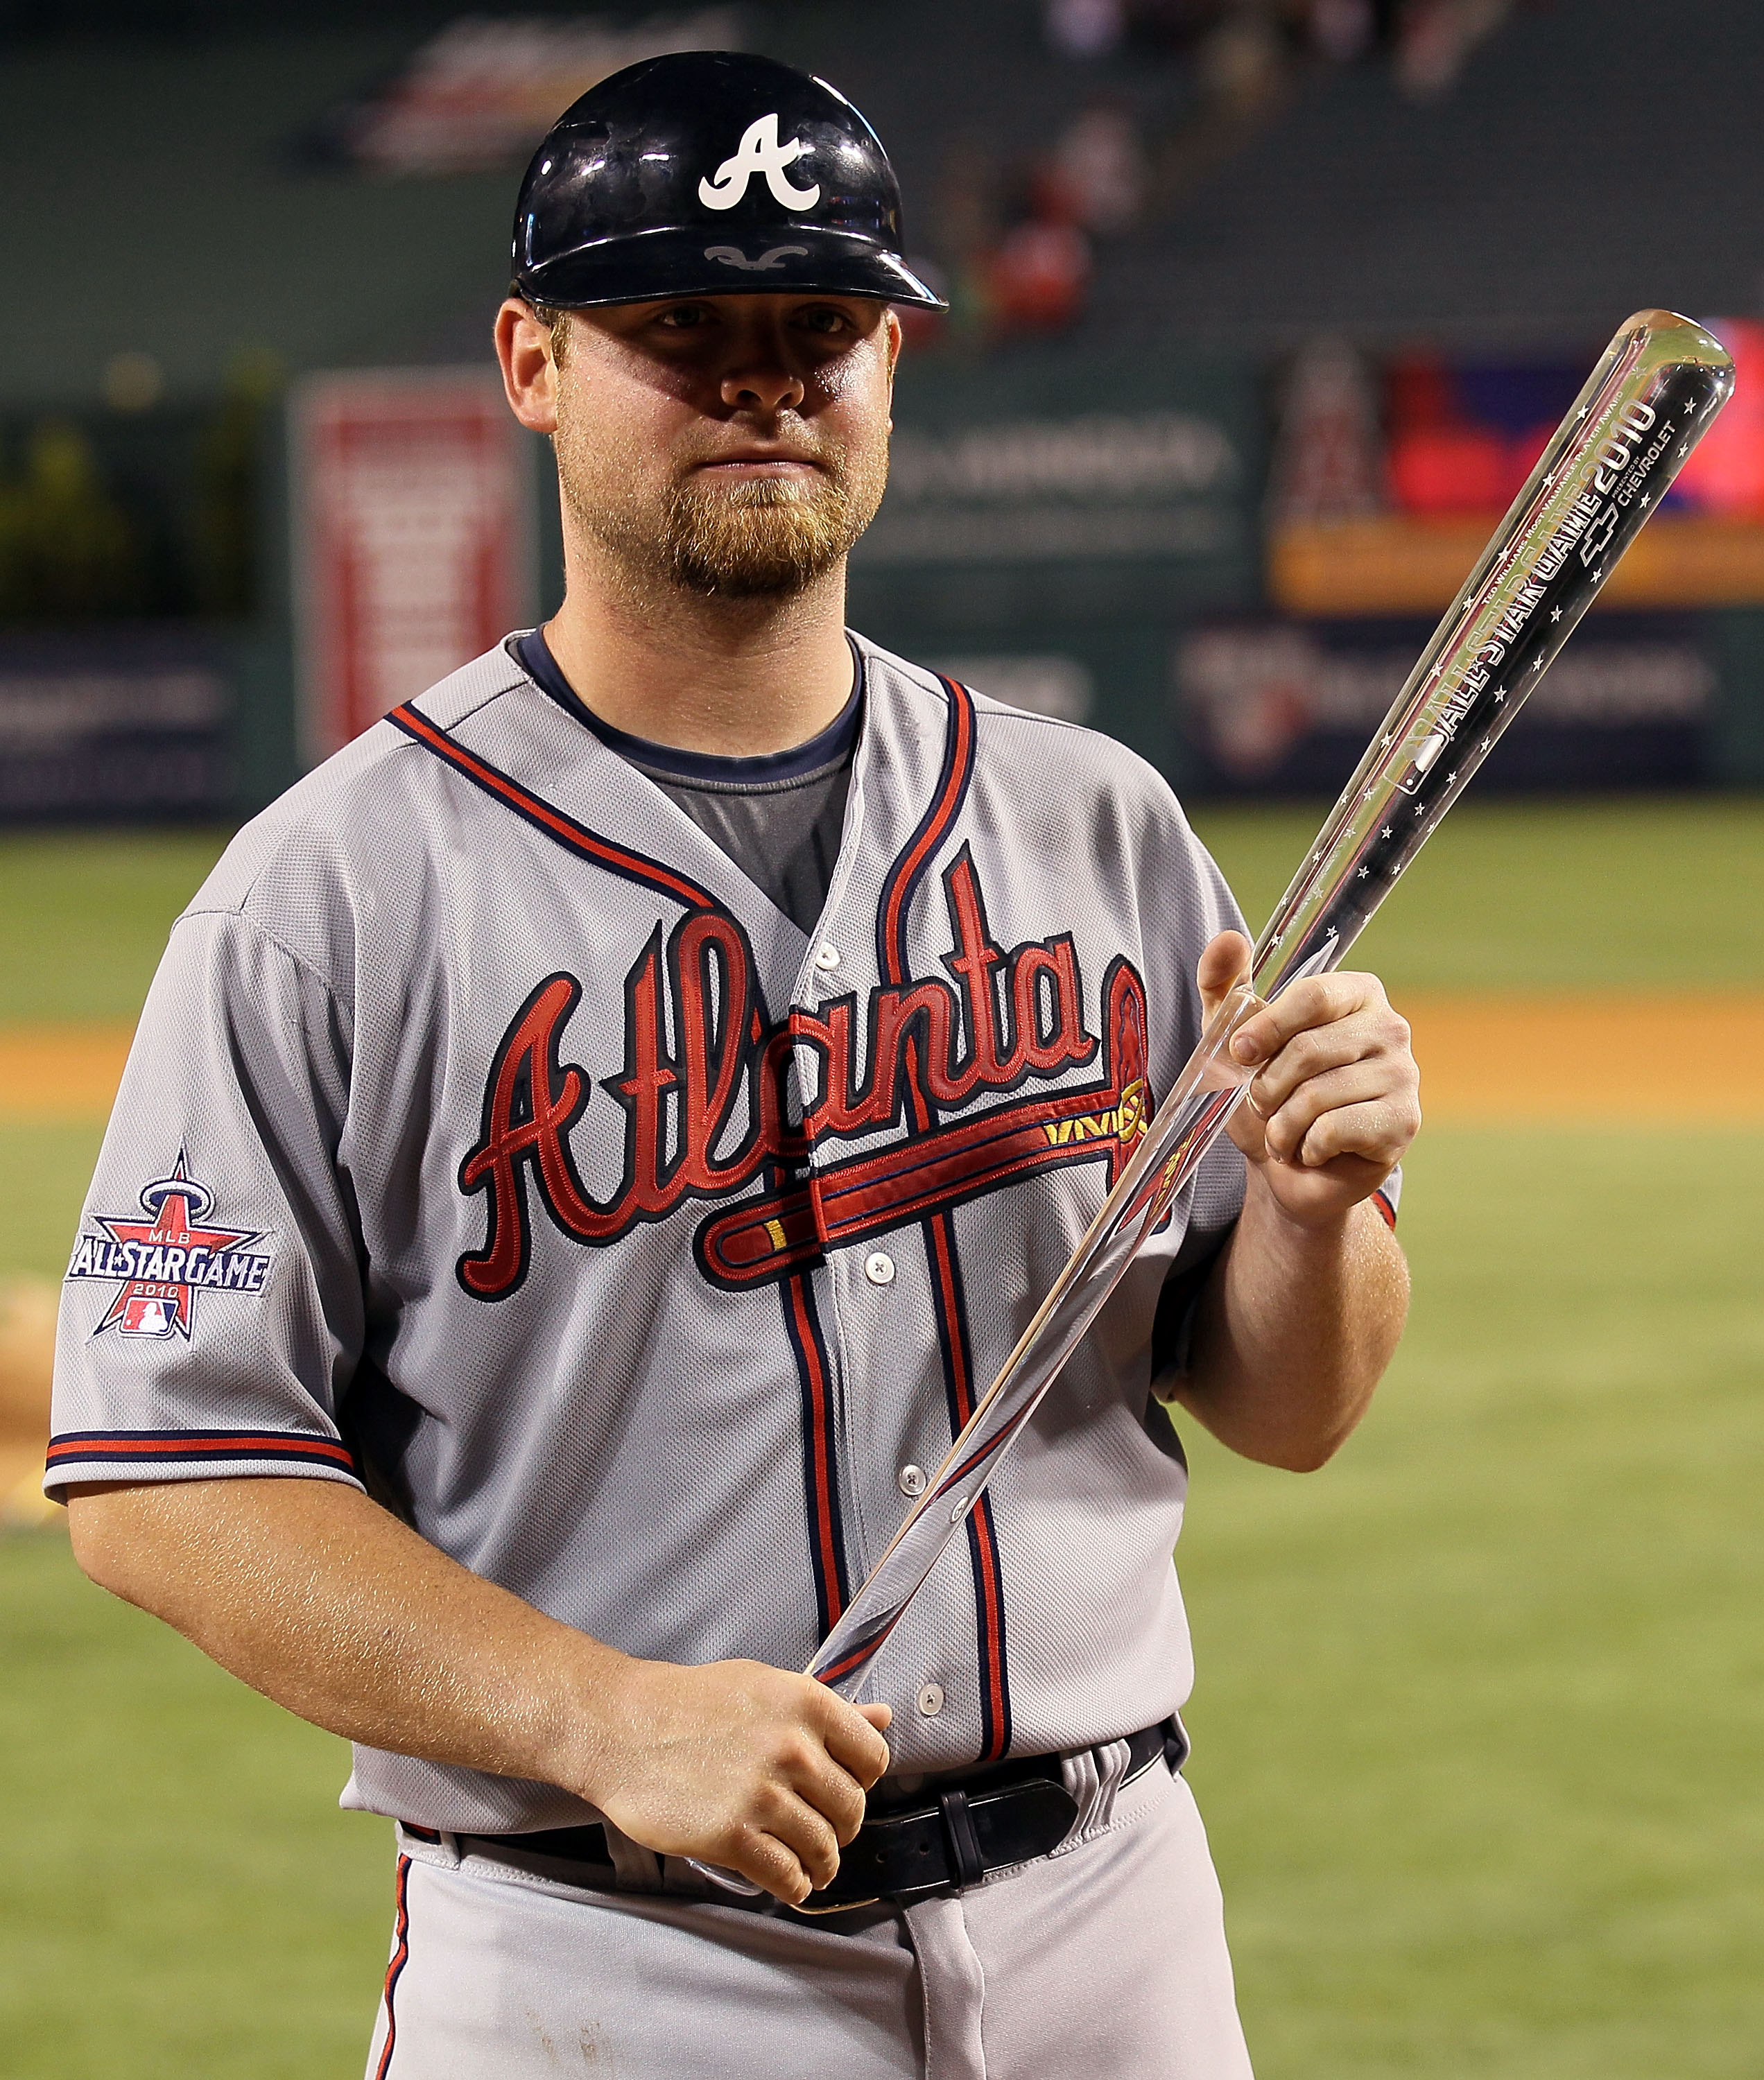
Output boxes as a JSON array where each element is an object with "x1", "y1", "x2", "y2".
[
  {"x1": 813, "y1": 941, "x2": 840, "y2": 971},
  {"x1": 917, "y1": 1682, "x2": 945, "y2": 1719},
  {"x1": 898, "y1": 1462, "x2": 927, "y2": 1498},
  {"x1": 864, "y1": 1251, "x2": 895, "y2": 1287}
]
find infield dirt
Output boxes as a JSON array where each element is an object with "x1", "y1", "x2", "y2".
[{"x1": 4, "y1": 998, "x2": 1761, "y2": 1127}]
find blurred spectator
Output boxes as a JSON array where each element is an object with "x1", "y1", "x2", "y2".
[
  {"x1": 1306, "y1": 0, "x2": 1376, "y2": 61},
  {"x1": 102, "y1": 351, "x2": 165, "y2": 415},
  {"x1": 1392, "y1": 0, "x2": 1514, "y2": 96},
  {"x1": 984, "y1": 218, "x2": 1093, "y2": 331},
  {"x1": 1042, "y1": 103, "x2": 1146, "y2": 234},
  {"x1": 1046, "y1": 0, "x2": 1129, "y2": 57},
  {"x1": 1197, "y1": 6, "x2": 1288, "y2": 108}
]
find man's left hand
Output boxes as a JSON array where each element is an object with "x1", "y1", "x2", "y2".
[{"x1": 1197, "y1": 929, "x2": 1421, "y2": 1230}]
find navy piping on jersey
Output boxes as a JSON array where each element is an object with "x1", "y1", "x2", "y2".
[
  {"x1": 870, "y1": 675, "x2": 1014, "y2": 1765},
  {"x1": 512, "y1": 627, "x2": 865, "y2": 787},
  {"x1": 387, "y1": 697, "x2": 854, "y2": 1651},
  {"x1": 387, "y1": 704, "x2": 716, "y2": 911}
]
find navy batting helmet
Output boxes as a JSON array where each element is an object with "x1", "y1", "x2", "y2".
[{"x1": 510, "y1": 51, "x2": 946, "y2": 313}]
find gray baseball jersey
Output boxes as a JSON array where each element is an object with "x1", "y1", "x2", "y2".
[{"x1": 49, "y1": 632, "x2": 1255, "y2": 1833}]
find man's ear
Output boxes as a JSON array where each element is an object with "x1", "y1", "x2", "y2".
[{"x1": 495, "y1": 300, "x2": 561, "y2": 437}]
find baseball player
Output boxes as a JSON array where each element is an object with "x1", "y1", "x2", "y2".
[{"x1": 50, "y1": 51, "x2": 1419, "y2": 2079}]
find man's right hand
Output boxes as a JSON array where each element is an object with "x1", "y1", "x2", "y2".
[
  {"x1": 65, "y1": 1477, "x2": 891, "y2": 1909},
  {"x1": 579, "y1": 1658, "x2": 892, "y2": 1906}
]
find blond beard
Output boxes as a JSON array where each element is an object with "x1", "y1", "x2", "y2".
[{"x1": 557, "y1": 415, "x2": 887, "y2": 600}]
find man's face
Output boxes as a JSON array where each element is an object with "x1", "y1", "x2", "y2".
[{"x1": 539, "y1": 291, "x2": 897, "y2": 600}]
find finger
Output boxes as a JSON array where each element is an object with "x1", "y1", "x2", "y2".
[
  {"x1": 1291, "y1": 1095, "x2": 1418, "y2": 1171},
  {"x1": 1229, "y1": 972, "x2": 1387, "y2": 1069},
  {"x1": 784, "y1": 1747, "x2": 870, "y2": 1845},
  {"x1": 753, "y1": 1784, "x2": 844, "y2": 1895},
  {"x1": 726, "y1": 1823, "x2": 815, "y2": 1907},
  {"x1": 1265, "y1": 1057, "x2": 1423, "y2": 1173},
  {"x1": 1259, "y1": 1057, "x2": 1417, "y2": 1163},
  {"x1": 1195, "y1": 930, "x2": 1252, "y2": 1021},
  {"x1": 1247, "y1": 1016, "x2": 1389, "y2": 1118},
  {"x1": 815, "y1": 1692, "x2": 892, "y2": 1788},
  {"x1": 859, "y1": 1701, "x2": 893, "y2": 1733}
]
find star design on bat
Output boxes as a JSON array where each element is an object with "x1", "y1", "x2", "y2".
[
  {"x1": 1641, "y1": 493, "x2": 1652, "y2": 507},
  {"x1": 1415, "y1": 804, "x2": 1426, "y2": 817},
  {"x1": 1382, "y1": 732, "x2": 1394, "y2": 746},
  {"x1": 1381, "y1": 825, "x2": 1393, "y2": 838},
  {"x1": 1494, "y1": 688, "x2": 1507, "y2": 703},
  {"x1": 1551, "y1": 606, "x2": 1562, "y2": 621},
  {"x1": 1445, "y1": 771, "x2": 1458, "y2": 784},
  {"x1": 1679, "y1": 442, "x2": 1690, "y2": 457},
  {"x1": 1358, "y1": 866, "x2": 1371, "y2": 878},
  {"x1": 1543, "y1": 469, "x2": 1556, "y2": 486},
  {"x1": 1592, "y1": 566, "x2": 1604, "y2": 580},
  {"x1": 1533, "y1": 654, "x2": 1544, "y2": 668},
  {"x1": 1480, "y1": 738, "x2": 1491, "y2": 752}
]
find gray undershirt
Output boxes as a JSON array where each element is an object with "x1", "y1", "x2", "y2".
[
  {"x1": 630, "y1": 756, "x2": 852, "y2": 939},
  {"x1": 514, "y1": 628, "x2": 859, "y2": 937}
]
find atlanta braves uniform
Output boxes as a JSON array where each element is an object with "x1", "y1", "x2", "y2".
[{"x1": 47, "y1": 625, "x2": 1298, "y2": 2072}]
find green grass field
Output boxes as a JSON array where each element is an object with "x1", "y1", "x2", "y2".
[{"x1": 3, "y1": 806, "x2": 1762, "y2": 2078}]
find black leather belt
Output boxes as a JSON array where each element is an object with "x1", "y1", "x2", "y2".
[{"x1": 460, "y1": 1718, "x2": 1185, "y2": 1915}]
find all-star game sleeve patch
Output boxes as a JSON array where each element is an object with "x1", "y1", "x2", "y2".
[{"x1": 64, "y1": 1150, "x2": 273, "y2": 1341}]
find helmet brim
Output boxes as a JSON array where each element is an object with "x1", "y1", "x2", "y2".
[{"x1": 516, "y1": 225, "x2": 948, "y2": 313}]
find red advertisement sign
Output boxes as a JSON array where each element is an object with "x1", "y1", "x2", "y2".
[{"x1": 293, "y1": 371, "x2": 535, "y2": 761}]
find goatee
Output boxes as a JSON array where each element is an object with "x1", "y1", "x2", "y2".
[
  {"x1": 565, "y1": 436, "x2": 888, "y2": 601},
  {"x1": 652, "y1": 469, "x2": 876, "y2": 598}
]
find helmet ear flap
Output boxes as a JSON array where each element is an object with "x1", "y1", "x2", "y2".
[{"x1": 510, "y1": 51, "x2": 946, "y2": 315}]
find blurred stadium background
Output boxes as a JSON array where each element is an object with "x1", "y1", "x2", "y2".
[{"x1": 1, "y1": 0, "x2": 1761, "y2": 2073}]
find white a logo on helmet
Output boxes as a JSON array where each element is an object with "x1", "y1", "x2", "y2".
[{"x1": 698, "y1": 112, "x2": 820, "y2": 212}]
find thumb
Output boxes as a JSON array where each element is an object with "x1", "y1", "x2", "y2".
[{"x1": 1196, "y1": 930, "x2": 1253, "y2": 1023}]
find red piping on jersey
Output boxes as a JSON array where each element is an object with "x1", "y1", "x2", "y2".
[
  {"x1": 388, "y1": 703, "x2": 716, "y2": 912},
  {"x1": 1372, "y1": 1186, "x2": 1398, "y2": 1229},
  {"x1": 374, "y1": 1854, "x2": 413, "y2": 2079},
  {"x1": 870, "y1": 677, "x2": 1012, "y2": 1763},
  {"x1": 46, "y1": 1429, "x2": 358, "y2": 1473},
  {"x1": 784, "y1": 1272, "x2": 850, "y2": 1633}
]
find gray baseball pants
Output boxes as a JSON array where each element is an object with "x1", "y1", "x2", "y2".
[{"x1": 363, "y1": 1749, "x2": 1254, "y2": 2079}]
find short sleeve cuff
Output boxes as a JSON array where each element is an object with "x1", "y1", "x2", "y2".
[{"x1": 44, "y1": 1428, "x2": 363, "y2": 1504}]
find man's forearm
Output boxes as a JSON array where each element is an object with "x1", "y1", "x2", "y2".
[
  {"x1": 67, "y1": 1475, "x2": 613, "y2": 1790},
  {"x1": 64, "y1": 1474, "x2": 894, "y2": 1905},
  {"x1": 1175, "y1": 1178, "x2": 1409, "y2": 1472}
]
